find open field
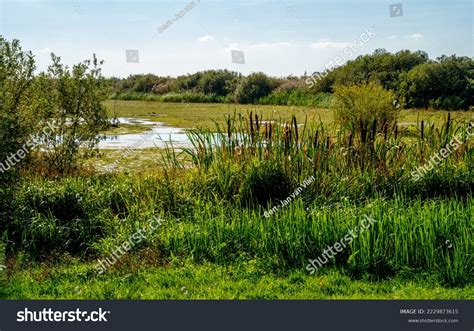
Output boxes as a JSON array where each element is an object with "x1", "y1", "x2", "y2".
[{"x1": 104, "y1": 100, "x2": 474, "y2": 132}]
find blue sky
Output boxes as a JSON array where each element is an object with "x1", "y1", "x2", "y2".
[{"x1": 1, "y1": 0, "x2": 472, "y2": 77}]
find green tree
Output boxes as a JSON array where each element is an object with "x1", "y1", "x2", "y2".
[
  {"x1": 198, "y1": 70, "x2": 239, "y2": 96},
  {"x1": 0, "y1": 37, "x2": 36, "y2": 180},
  {"x1": 313, "y1": 49, "x2": 429, "y2": 95},
  {"x1": 234, "y1": 72, "x2": 276, "y2": 104},
  {"x1": 400, "y1": 56, "x2": 473, "y2": 109},
  {"x1": 34, "y1": 53, "x2": 110, "y2": 175}
]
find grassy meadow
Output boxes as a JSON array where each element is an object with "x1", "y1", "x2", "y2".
[
  {"x1": 2, "y1": 100, "x2": 473, "y2": 299},
  {"x1": 105, "y1": 100, "x2": 474, "y2": 131}
]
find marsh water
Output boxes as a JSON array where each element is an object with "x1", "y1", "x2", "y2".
[{"x1": 98, "y1": 118, "x2": 191, "y2": 149}]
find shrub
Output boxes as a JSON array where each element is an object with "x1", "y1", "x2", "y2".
[
  {"x1": 239, "y1": 160, "x2": 292, "y2": 207},
  {"x1": 34, "y1": 54, "x2": 110, "y2": 175},
  {"x1": 234, "y1": 73, "x2": 276, "y2": 104},
  {"x1": 9, "y1": 178, "x2": 111, "y2": 256},
  {"x1": 0, "y1": 37, "x2": 36, "y2": 182},
  {"x1": 333, "y1": 82, "x2": 399, "y2": 140}
]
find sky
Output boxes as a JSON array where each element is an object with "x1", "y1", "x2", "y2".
[{"x1": 0, "y1": 0, "x2": 472, "y2": 77}]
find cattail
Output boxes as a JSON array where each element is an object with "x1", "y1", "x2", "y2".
[
  {"x1": 371, "y1": 118, "x2": 377, "y2": 142},
  {"x1": 394, "y1": 123, "x2": 398, "y2": 140},
  {"x1": 284, "y1": 123, "x2": 291, "y2": 142},
  {"x1": 249, "y1": 111, "x2": 254, "y2": 144},
  {"x1": 313, "y1": 130, "x2": 319, "y2": 149},
  {"x1": 421, "y1": 120, "x2": 424, "y2": 140},
  {"x1": 292, "y1": 115, "x2": 299, "y2": 142},
  {"x1": 284, "y1": 123, "x2": 290, "y2": 155},
  {"x1": 446, "y1": 112, "x2": 451, "y2": 136},
  {"x1": 227, "y1": 118, "x2": 232, "y2": 140},
  {"x1": 249, "y1": 111, "x2": 254, "y2": 135},
  {"x1": 255, "y1": 114, "x2": 260, "y2": 132}
]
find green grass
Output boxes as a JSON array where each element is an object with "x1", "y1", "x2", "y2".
[
  {"x1": 3, "y1": 174, "x2": 473, "y2": 291},
  {"x1": 2, "y1": 259, "x2": 472, "y2": 300},
  {"x1": 89, "y1": 148, "x2": 166, "y2": 173},
  {"x1": 104, "y1": 100, "x2": 339, "y2": 130},
  {"x1": 104, "y1": 123, "x2": 153, "y2": 135},
  {"x1": 103, "y1": 100, "x2": 474, "y2": 131},
  {"x1": 2, "y1": 103, "x2": 473, "y2": 300}
]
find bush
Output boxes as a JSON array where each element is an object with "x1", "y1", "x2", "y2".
[
  {"x1": 234, "y1": 73, "x2": 276, "y2": 104},
  {"x1": 239, "y1": 160, "x2": 292, "y2": 207},
  {"x1": 9, "y1": 179, "x2": 107, "y2": 256},
  {"x1": 7, "y1": 176, "x2": 134, "y2": 257},
  {"x1": 333, "y1": 82, "x2": 399, "y2": 140},
  {"x1": 0, "y1": 37, "x2": 36, "y2": 182},
  {"x1": 34, "y1": 54, "x2": 110, "y2": 175}
]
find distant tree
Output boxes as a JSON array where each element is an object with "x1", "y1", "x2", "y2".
[
  {"x1": 234, "y1": 72, "x2": 276, "y2": 104},
  {"x1": 198, "y1": 70, "x2": 239, "y2": 96},
  {"x1": 400, "y1": 56, "x2": 474, "y2": 109},
  {"x1": 132, "y1": 74, "x2": 160, "y2": 93},
  {"x1": 314, "y1": 49, "x2": 429, "y2": 94},
  {"x1": 171, "y1": 72, "x2": 203, "y2": 92}
]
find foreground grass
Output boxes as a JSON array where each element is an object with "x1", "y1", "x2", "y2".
[
  {"x1": 2, "y1": 260, "x2": 472, "y2": 300},
  {"x1": 103, "y1": 100, "x2": 474, "y2": 131}
]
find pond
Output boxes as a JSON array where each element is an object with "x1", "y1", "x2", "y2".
[{"x1": 98, "y1": 118, "x2": 191, "y2": 149}]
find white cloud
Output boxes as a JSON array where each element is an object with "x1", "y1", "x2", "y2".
[
  {"x1": 408, "y1": 33, "x2": 423, "y2": 41},
  {"x1": 198, "y1": 35, "x2": 215, "y2": 42},
  {"x1": 249, "y1": 42, "x2": 291, "y2": 49},
  {"x1": 310, "y1": 39, "x2": 350, "y2": 49}
]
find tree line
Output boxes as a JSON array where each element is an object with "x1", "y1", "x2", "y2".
[{"x1": 109, "y1": 49, "x2": 473, "y2": 110}]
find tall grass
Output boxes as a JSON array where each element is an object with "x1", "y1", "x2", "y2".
[
  {"x1": 258, "y1": 90, "x2": 334, "y2": 108},
  {"x1": 175, "y1": 112, "x2": 473, "y2": 200},
  {"x1": 156, "y1": 197, "x2": 472, "y2": 286},
  {"x1": 3, "y1": 112, "x2": 473, "y2": 287},
  {"x1": 110, "y1": 92, "x2": 231, "y2": 103}
]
